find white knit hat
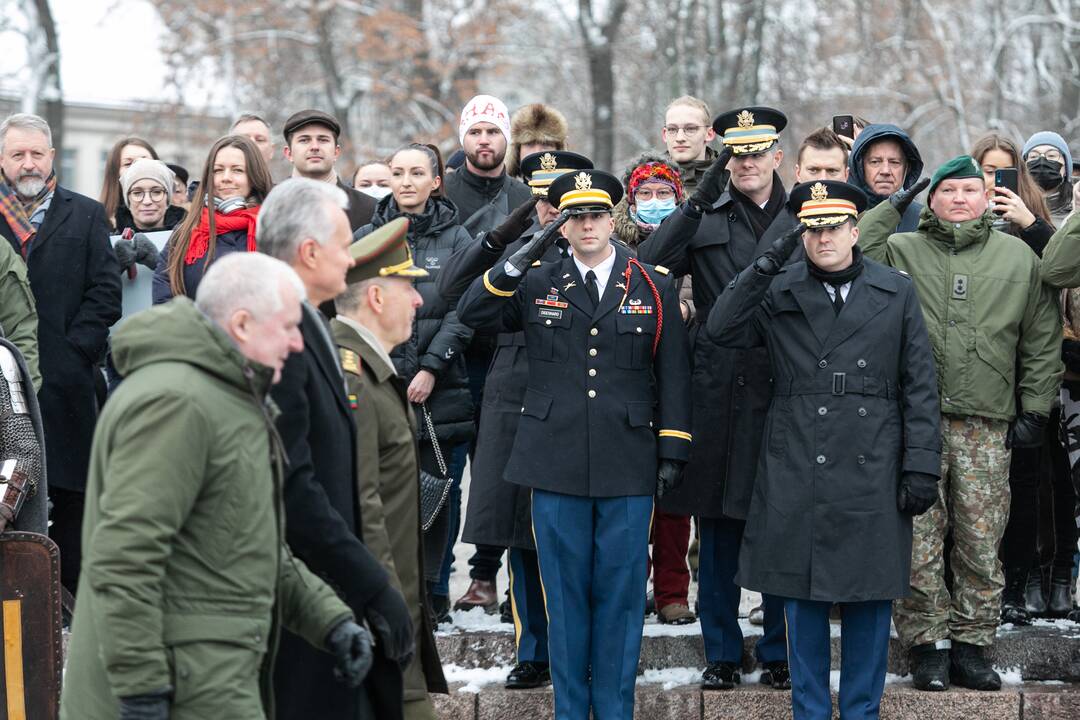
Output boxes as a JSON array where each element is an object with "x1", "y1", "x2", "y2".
[
  {"x1": 458, "y1": 95, "x2": 512, "y2": 146},
  {"x1": 120, "y1": 158, "x2": 175, "y2": 199}
]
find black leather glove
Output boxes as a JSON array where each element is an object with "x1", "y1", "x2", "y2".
[
  {"x1": 689, "y1": 146, "x2": 732, "y2": 212},
  {"x1": 656, "y1": 459, "x2": 685, "y2": 499},
  {"x1": 114, "y1": 238, "x2": 137, "y2": 272},
  {"x1": 888, "y1": 177, "x2": 930, "y2": 214},
  {"x1": 1007, "y1": 412, "x2": 1048, "y2": 449},
  {"x1": 897, "y1": 472, "x2": 938, "y2": 515},
  {"x1": 1062, "y1": 339, "x2": 1080, "y2": 375},
  {"x1": 325, "y1": 619, "x2": 374, "y2": 687},
  {"x1": 506, "y1": 211, "x2": 572, "y2": 274},
  {"x1": 754, "y1": 223, "x2": 807, "y2": 275},
  {"x1": 133, "y1": 233, "x2": 162, "y2": 270},
  {"x1": 118, "y1": 689, "x2": 171, "y2": 720},
  {"x1": 364, "y1": 583, "x2": 415, "y2": 668},
  {"x1": 486, "y1": 197, "x2": 539, "y2": 251}
]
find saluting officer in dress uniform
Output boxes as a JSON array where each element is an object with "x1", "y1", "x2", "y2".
[
  {"x1": 707, "y1": 181, "x2": 942, "y2": 720},
  {"x1": 457, "y1": 169, "x2": 692, "y2": 720},
  {"x1": 439, "y1": 150, "x2": 593, "y2": 690}
]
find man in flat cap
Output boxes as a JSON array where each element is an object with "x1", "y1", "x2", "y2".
[
  {"x1": 457, "y1": 168, "x2": 691, "y2": 720},
  {"x1": 709, "y1": 180, "x2": 941, "y2": 720},
  {"x1": 332, "y1": 218, "x2": 448, "y2": 720},
  {"x1": 637, "y1": 105, "x2": 793, "y2": 691},
  {"x1": 440, "y1": 150, "x2": 594, "y2": 690},
  {"x1": 283, "y1": 109, "x2": 375, "y2": 231},
  {"x1": 858, "y1": 157, "x2": 1062, "y2": 692}
]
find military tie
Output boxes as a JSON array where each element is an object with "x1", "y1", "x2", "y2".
[
  {"x1": 830, "y1": 282, "x2": 845, "y2": 315},
  {"x1": 585, "y1": 270, "x2": 600, "y2": 309}
]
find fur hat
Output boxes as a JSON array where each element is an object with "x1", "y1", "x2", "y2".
[{"x1": 507, "y1": 104, "x2": 569, "y2": 178}]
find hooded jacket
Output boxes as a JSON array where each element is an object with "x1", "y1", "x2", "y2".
[
  {"x1": 60, "y1": 299, "x2": 351, "y2": 720},
  {"x1": 849, "y1": 124, "x2": 925, "y2": 233},
  {"x1": 857, "y1": 202, "x2": 1062, "y2": 421},
  {"x1": 355, "y1": 195, "x2": 476, "y2": 444}
]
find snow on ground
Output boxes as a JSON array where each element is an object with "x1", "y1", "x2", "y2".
[
  {"x1": 996, "y1": 667, "x2": 1025, "y2": 685},
  {"x1": 436, "y1": 607, "x2": 514, "y2": 635},
  {"x1": 443, "y1": 664, "x2": 513, "y2": 693},
  {"x1": 639, "y1": 667, "x2": 705, "y2": 690}
]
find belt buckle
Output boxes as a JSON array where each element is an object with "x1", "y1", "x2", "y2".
[{"x1": 832, "y1": 372, "x2": 846, "y2": 395}]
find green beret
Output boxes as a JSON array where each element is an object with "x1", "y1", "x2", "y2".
[
  {"x1": 929, "y1": 155, "x2": 983, "y2": 195},
  {"x1": 346, "y1": 217, "x2": 427, "y2": 284}
]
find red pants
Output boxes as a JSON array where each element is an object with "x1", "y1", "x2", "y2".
[{"x1": 649, "y1": 510, "x2": 691, "y2": 609}]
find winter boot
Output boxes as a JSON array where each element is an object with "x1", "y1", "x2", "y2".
[
  {"x1": 1047, "y1": 566, "x2": 1074, "y2": 618},
  {"x1": 1025, "y1": 570, "x2": 1048, "y2": 616},
  {"x1": 701, "y1": 661, "x2": 740, "y2": 690},
  {"x1": 909, "y1": 642, "x2": 950, "y2": 691},
  {"x1": 453, "y1": 578, "x2": 498, "y2": 613},
  {"x1": 1000, "y1": 568, "x2": 1032, "y2": 625},
  {"x1": 950, "y1": 641, "x2": 1001, "y2": 690}
]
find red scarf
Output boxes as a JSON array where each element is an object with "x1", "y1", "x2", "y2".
[{"x1": 185, "y1": 206, "x2": 260, "y2": 265}]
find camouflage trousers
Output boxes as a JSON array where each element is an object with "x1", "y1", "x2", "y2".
[{"x1": 893, "y1": 414, "x2": 1010, "y2": 647}]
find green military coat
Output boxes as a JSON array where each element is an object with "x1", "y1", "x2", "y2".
[
  {"x1": 331, "y1": 317, "x2": 447, "y2": 710},
  {"x1": 60, "y1": 300, "x2": 352, "y2": 720},
  {"x1": 0, "y1": 236, "x2": 40, "y2": 390}
]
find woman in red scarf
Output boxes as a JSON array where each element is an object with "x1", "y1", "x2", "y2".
[{"x1": 153, "y1": 135, "x2": 273, "y2": 303}]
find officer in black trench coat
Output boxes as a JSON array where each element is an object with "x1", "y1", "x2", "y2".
[{"x1": 707, "y1": 180, "x2": 942, "y2": 720}]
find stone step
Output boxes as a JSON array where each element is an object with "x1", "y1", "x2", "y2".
[
  {"x1": 435, "y1": 618, "x2": 1080, "y2": 681},
  {"x1": 432, "y1": 681, "x2": 1080, "y2": 720}
]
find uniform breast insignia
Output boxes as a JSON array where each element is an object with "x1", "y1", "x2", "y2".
[
  {"x1": 562, "y1": 273, "x2": 571, "y2": 279},
  {"x1": 339, "y1": 348, "x2": 362, "y2": 375},
  {"x1": 654, "y1": 265, "x2": 670, "y2": 276},
  {"x1": 536, "y1": 294, "x2": 569, "y2": 309},
  {"x1": 348, "y1": 393, "x2": 359, "y2": 410},
  {"x1": 952, "y1": 273, "x2": 968, "y2": 300},
  {"x1": 619, "y1": 300, "x2": 654, "y2": 315}
]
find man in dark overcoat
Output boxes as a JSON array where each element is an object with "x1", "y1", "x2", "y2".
[
  {"x1": 437, "y1": 150, "x2": 593, "y2": 689},
  {"x1": 0, "y1": 113, "x2": 121, "y2": 594},
  {"x1": 257, "y1": 178, "x2": 414, "y2": 720},
  {"x1": 707, "y1": 180, "x2": 941, "y2": 720},
  {"x1": 637, "y1": 106, "x2": 792, "y2": 689},
  {"x1": 457, "y1": 168, "x2": 691, "y2": 720}
]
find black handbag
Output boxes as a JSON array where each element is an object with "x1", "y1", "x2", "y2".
[{"x1": 419, "y1": 403, "x2": 452, "y2": 532}]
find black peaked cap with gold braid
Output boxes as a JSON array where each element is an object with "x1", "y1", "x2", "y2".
[
  {"x1": 712, "y1": 106, "x2": 787, "y2": 156},
  {"x1": 547, "y1": 168, "x2": 624, "y2": 215},
  {"x1": 788, "y1": 180, "x2": 867, "y2": 228},
  {"x1": 346, "y1": 217, "x2": 427, "y2": 284},
  {"x1": 520, "y1": 150, "x2": 593, "y2": 199}
]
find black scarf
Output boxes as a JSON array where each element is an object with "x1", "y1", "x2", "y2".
[
  {"x1": 730, "y1": 173, "x2": 786, "y2": 240},
  {"x1": 806, "y1": 245, "x2": 865, "y2": 286}
]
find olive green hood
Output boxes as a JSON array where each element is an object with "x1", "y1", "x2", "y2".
[
  {"x1": 110, "y1": 298, "x2": 274, "y2": 395},
  {"x1": 916, "y1": 206, "x2": 994, "y2": 251}
]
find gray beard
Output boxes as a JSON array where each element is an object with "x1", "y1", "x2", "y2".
[{"x1": 15, "y1": 176, "x2": 45, "y2": 198}]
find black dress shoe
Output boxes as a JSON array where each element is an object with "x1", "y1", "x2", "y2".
[
  {"x1": 760, "y1": 660, "x2": 791, "y2": 690},
  {"x1": 1047, "y1": 567, "x2": 1074, "y2": 618},
  {"x1": 505, "y1": 661, "x2": 550, "y2": 689},
  {"x1": 500, "y1": 598, "x2": 513, "y2": 624},
  {"x1": 950, "y1": 641, "x2": 1001, "y2": 691},
  {"x1": 1000, "y1": 567, "x2": 1031, "y2": 625},
  {"x1": 701, "y1": 661, "x2": 740, "y2": 690},
  {"x1": 909, "y1": 643, "x2": 949, "y2": 691}
]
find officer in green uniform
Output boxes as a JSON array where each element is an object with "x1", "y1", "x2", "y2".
[{"x1": 331, "y1": 218, "x2": 449, "y2": 720}]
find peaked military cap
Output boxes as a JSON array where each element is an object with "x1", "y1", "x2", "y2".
[
  {"x1": 547, "y1": 168, "x2": 624, "y2": 215},
  {"x1": 712, "y1": 106, "x2": 787, "y2": 155},
  {"x1": 520, "y1": 151, "x2": 593, "y2": 199},
  {"x1": 788, "y1": 180, "x2": 867, "y2": 228},
  {"x1": 346, "y1": 217, "x2": 427, "y2": 284},
  {"x1": 283, "y1": 109, "x2": 341, "y2": 143}
]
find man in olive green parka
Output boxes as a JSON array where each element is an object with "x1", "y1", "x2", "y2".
[{"x1": 61, "y1": 254, "x2": 372, "y2": 720}]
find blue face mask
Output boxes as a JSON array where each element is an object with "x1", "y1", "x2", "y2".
[{"x1": 634, "y1": 197, "x2": 677, "y2": 225}]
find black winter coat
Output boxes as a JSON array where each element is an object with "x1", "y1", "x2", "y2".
[
  {"x1": 355, "y1": 196, "x2": 475, "y2": 446},
  {"x1": 437, "y1": 223, "x2": 566, "y2": 548},
  {"x1": 271, "y1": 305, "x2": 401, "y2": 720},
  {"x1": 113, "y1": 203, "x2": 185, "y2": 235},
  {"x1": 152, "y1": 227, "x2": 251, "y2": 303},
  {"x1": 1, "y1": 186, "x2": 121, "y2": 492},
  {"x1": 636, "y1": 186, "x2": 794, "y2": 519},
  {"x1": 708, "y1": 259, "x2": 941, "y2": 601}
]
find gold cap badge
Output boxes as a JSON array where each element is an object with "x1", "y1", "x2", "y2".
[
  {"x1": 574, "y1": 171, "x2": 592, "y2": 191},
  {"x1": 539, "y1": 153, "x2": 557, "y2": 171},
  {"x1": 737, "y1": 110, "x2": 755, "y2": 128},
  {"x1": 810, "y1": 182, "x2": 829, "y2": 201}
]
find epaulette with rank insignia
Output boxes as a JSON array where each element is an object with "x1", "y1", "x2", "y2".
[
  {"x1": 654, "y1": 265, "x2": 670, "y2": 276},
  {"x1": 339, "y1": 348, "x2": 363, "y2": 376}
]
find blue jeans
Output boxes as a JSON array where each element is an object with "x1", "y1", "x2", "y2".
[{"x1": 435, "y1": 442, "x2": 470, "y2": 596}]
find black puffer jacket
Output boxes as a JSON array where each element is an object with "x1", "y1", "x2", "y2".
[{"x1": 355, "y1": 195, "x2": 475, "y2": 445}]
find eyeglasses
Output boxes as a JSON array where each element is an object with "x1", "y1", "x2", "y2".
[
  {"x1": 1028, "y1": 150, "x2": 1064, "y2": 163},
  {"x1": 663, "y1": 124, "x2": 704, "y2": 137},
  {"x1": 634, "y1": 187, "x2": 676, "y2": 201},
  {"x1": 128, "y1": 188, "x2": 166, "y2": 203}
]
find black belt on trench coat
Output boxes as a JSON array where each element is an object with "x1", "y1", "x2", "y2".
[{"x1": 774, "y1": 373, "x2": 894, "y2": 399}]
